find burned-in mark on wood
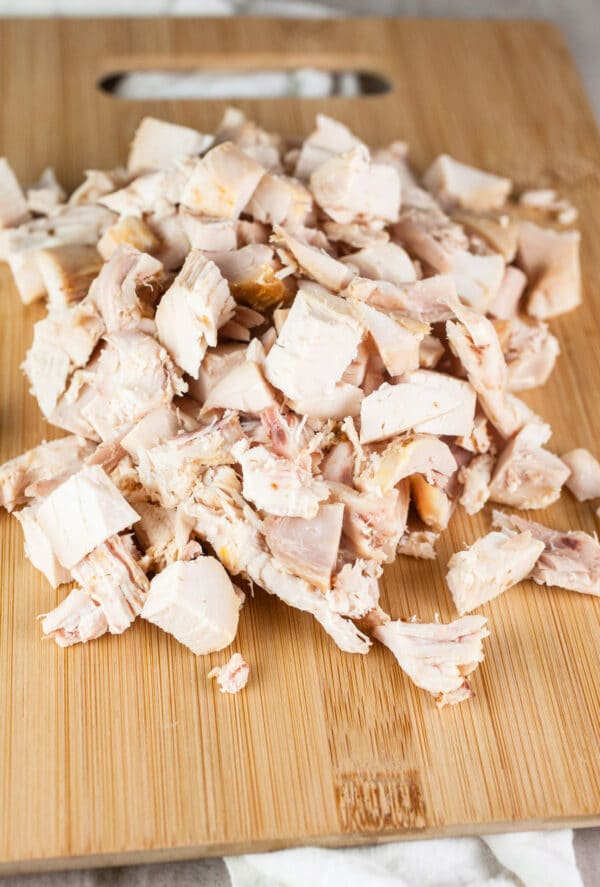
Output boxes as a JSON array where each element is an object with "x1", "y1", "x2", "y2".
[{"x1": 336, "y1": 770, "x2": 426, "y2": 832}]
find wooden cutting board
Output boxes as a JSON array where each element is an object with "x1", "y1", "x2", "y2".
[{"x1": 0, "y1": 16, "x2": 599, "y2": 876}]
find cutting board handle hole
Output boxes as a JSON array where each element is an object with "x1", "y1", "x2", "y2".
[{"x1": 98, "y1": 68, "x2": 391, "y2": 100}]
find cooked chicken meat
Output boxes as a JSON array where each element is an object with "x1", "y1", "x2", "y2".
[
  {"x1": 142, "y1": 556, "x2": 242, "y2": 654},
  {"x1": 0, "y1": 110, "x2": 591, "y2": 710},
  {"x1": 446, "y1": 529, "x2": 544, "y2": 614},
  {"x1": 561, "y1": 448, "x2": 600, "y2": 501},
  {"x1": 493, "y1": 511, "x2": 600, "y2": 597},
  {"x1": 373, "y1": 614, "x2": 489, "y2": 706},
  {"x1": 208, "y1": 652, "x2": 250, "y2": 694}
]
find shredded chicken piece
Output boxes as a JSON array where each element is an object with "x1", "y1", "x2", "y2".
[
  {"x1": 374, "y1": 615, "x2": 489, "y2": 706},
  {"x1": 41, "y1": 589, "x2": 108, "y2": 647},
  {"x1": 397, "y1": 530, "x2": 439, "y2": 560},
  {"x1": 489, "y1": 426, "x2": 569, "y2": 510},
  {"x1": 493, "y1": 511, "x2": 600, "y2": 597},
  {"x1": 446, "y1": 529, "x2": 544, "y2": 614},
  {"x1": 208, "y1": 652, "x2": 250, "y2": 694}
]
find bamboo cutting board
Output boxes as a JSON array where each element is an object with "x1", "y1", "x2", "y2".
[{"x1": 0, "y1": 16, "x2": 599, "y2": 876}]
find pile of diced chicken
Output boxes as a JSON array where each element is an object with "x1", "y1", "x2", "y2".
[{"x1": 1, "y1": 110, "x2": 599, "y2": 707}]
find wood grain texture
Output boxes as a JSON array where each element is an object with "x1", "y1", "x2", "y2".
[{"x1": 0, "y1": 16, "x2": 599, "y2": 875}]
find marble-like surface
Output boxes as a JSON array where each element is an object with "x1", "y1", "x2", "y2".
[{"x1": 0, "y1": 1, "x2": 598, "y2": 884}]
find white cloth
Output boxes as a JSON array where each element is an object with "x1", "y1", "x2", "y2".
[{"x1": 225, "y1": 829, "x2": 583, "y2": 887}]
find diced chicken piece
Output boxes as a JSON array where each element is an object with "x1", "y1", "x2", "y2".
[
  {"x1": 265, "y1": 282, "x2": 362, "y2": 401},
  {"x1": 36, "y1": 244, "x2": 102, "y2": 309},
  {"x1": 445, "y1": 295, "x2": 520, "y2": 437},
  {"x1": 41, "y1": 589, "x2": 108, "y2": 647},
  {"x1": 392, "y1": 186, "x2": 469, "y2": 267},
  {"x1": 0, "y1": 157, "x2": 29, "y2": 227},
  {"x1": 489, "y1": 426, "x2": 569, "y2": 509},
  {"x1": 346, "y1": 274, "x2": 457, "y2": 323},
  {"x1": 1, "y1": 204, "x2": 115, "y2": 303},
  {"x1": 353, "y1": 302, "x2": 429, "y2": 376},
  {"x1": 326, "y1": 559, "x2": 381, "y2": 618},
  {"x1": 487, "y1": 265, "x2": 527, "y2": 319},
  {"x1": 179, "y1": 211, "x2": 237, "y2": 252},
  {"x1": 246, "y1": 173, "x2": 313, "y2": 226},
  {"x1": 97, "y1": 216, "x2": 160, "y2": 261},
  {"x1": 397, "y1": 530, "x2": 439, "y2": 560},
  {"x1": 48, "y1": 353, "x2": 103, "y2": 440},
  {"x1": 181, "y1": 142, "x2": 265, "y2": 219},
  {"x1": 373, "y1": 614, "x2": 489, "y2": 706},
  {"x1": 451, "y1": 209, "x2": 518, "y2": 262},
  {"x1": 210, "y1": 243, "x2": 291, "y2": 311},
  {"x1": 239, "y1": 444, "x2": 327, "y2": 519},
  {"x1": 127, "y1": 116, "x2": 212, "y2": 172},
  {"x1": 120, "y1": 405, "x2": 183, "y2": 462},
  {"x1": 264, "y1": 503, "x2": 344, "y2": 590},
  {"x1": 446, "y1": 248, "x2": 505, "y2": 312},
  {"x1": 323, "y1": 221, "x2": 389, "y2": 249},
  {"x1": 446, "y1": 529, "x2": 544, "y2": 615},
  {"x1": 187, "y1": 342, "x2": 246, "y2": 403},
  {"x1": 219, "y1": 304, "x2": 264, "y2": 343},
  {"x1": 372, "y1": 141, "x2": 418, "y2": 189},
  {"x1": 423, "y1": 154, "x2": 511, "y2": 211},
  {"x1": 143, "y1": 211, "x2": 190, "y2": 270},
  {"x1": 272, "y1": 225, "x2": 353, "y2": 293},
  {"x1": 394, "y1": 188, "x2": 504, "y2": 310},
  {"x1": 458, "y1": 453, "x2": 494, "y2": 515},
  {"x1": 495, "y1": 316, "x2": 560, "y2": 391},
  {"x1": 492, "y1": 511, "x2": 600, "y2": 597},
  {"x1": 204, "y1": 360, "x2": 278, "y2": 415},
  {"x1": 71, "y1": 534, "x2": 149, "y2": 634},
  {"x1": 134, "y1": 501, "x2": 195, "y2": 570},
  {"x1": 30, "y1": 465, "x2": 139, "y2": 569},
  {"x1": 208, "y1": 652, "x2": 249, "y2": 694},
  {"x1": 294, "y1": 113, "x2": 365, "y2": 180},
  {"x1": 142, "y1": 556, "x2": 242, "y2": 654},
  {"x1": 15, "y1": 503, "x2": 72, "y2": 587},
  {"x1": 292, "y1": 384, "x2": 364, "y2": 421},
  {"x1": 80, "y1": 331, "x2": 186, "y2": 441},
  {"x1": 561, "y1": 449, "x2": 600, "y2": 501},
  {"x1": 359, "y1": 371, "x2": 475, "y2": 444},
  {"x1": 328, "y1": 480, "x2": 409, "y2": 563},
  {"x1": 363, "y1": 434, "x2": 457, "y2": 494},
  {"x1": 214, "y1": 107, "x2": 282, "y2": 170},
  {"x1": 410, "y1": 475, "x2": 454, "y2": 531},
  {"x1": 136, "y1": 414, "x2": 244, "y2": 508},
  {"x1": 341, "y1": 242, "x2": 417, "y2": 285},
  {"x1": 0, "y1": 435, "x2": 94, "y2": 511},
  {"x1": 99, "y1": 168, "x2": 183, "y2": 219},
  {"x1": 22, "y1": 300, "x2": 104, "y2": 418},
  {"x1": 310, "y1": 146, "x2": 401, "y2": 225},
  {"x1": 155, "y1": 250, "x2": 234, "y2": 378},
  {"x1": 517, "y1": 221, "x2": 581, "y2": 319},
  {"x1": 69, "y1": 169, "x2": 129, "y2": 206},
  {"x1": 26, "y1": 167, "x2": 65, "y2": 216},
  {"x1": 88, "y1": 245, "x2": 164, "y2": 332},
  {"x1": 186, "y1": 475, "x2": 370, "y2": 654},
  {"x1": 419, "y1": 334, "x2": 445, "y2": 369}
]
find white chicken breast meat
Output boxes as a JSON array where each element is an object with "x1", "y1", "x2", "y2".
[{"x1": 0, "y1": 110, "x2": 591, "y2": 711}]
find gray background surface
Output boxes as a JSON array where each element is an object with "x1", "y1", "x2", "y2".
[{"x1": 0, "y1": 1, "x2": 598, "y2": 884}]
